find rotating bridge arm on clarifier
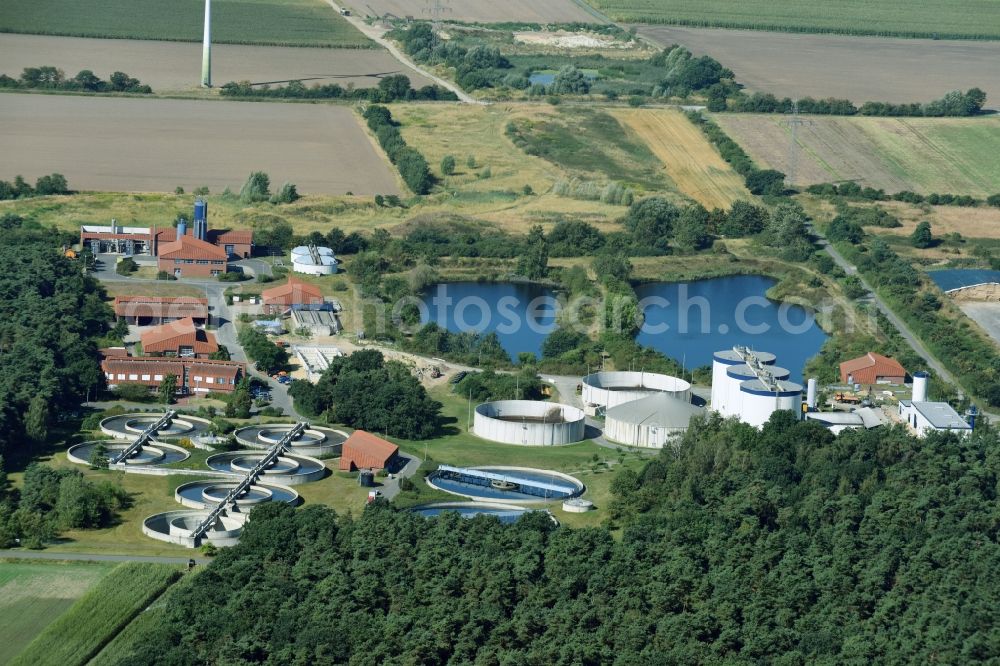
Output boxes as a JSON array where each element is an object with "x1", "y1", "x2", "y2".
[
  {"x1": 191, "y1": 421, "x2": 308, "y2": 541},
  {"x1": 110, "y1": 410, "x2": 177, "y2": 465},
  {"x1": 436, "y1": 465, "x2": 571, "y2": 495}
]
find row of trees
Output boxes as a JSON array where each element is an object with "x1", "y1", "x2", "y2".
[
  {"x1": 0, "y1": 172, "x2": 70, "y2": 200},
  {"x1": 363, "y1": 105, "x2": 433, "y2": 195},
  {"x1": 219, "y1": 74, "x2": 456, "y2": 102},
  {"x1": 686, "y1": 111, "x2": 787, "y2": 195},
  {"x1": 288, "y1": 350, "x2": 441, "y2": 439},
  {"x1": 123, "y1": 415, "x2": 1000, "y2": 663},
  {"x1": 724, "y1": 87, "x2": 988, "y2": 117},
  {"x1": 0, "y1": 66, "x2": 151, "y2": 93},
  {"x1": 807, "y1": 181, "x2": 995, "y2": 208}
]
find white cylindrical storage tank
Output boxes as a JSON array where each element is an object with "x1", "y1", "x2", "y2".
[
  {"x1": 604, "y1": 393, "x2": 705, "y2": 449},
  {"x1": 912, "y1": 371, "x2": 929, "y2": 402},
  {"x1": 474, "y1": 400, "x2": 585, "y2": 446},
  {"x1": 581, "y1": 371, "x2": 691, "y2": 413},
  {"x1": 807, "y1": 378, "x2": 818, "y2": 409},
  {"x1": 738, "y1": 379, "x2": 803, "y2": 428},
  {"x1": 291, "y1": 245, "x2": 339, "y2": 275},
  {"x1": 711, "y1": 349, "x2": 776, "y2": 415}
]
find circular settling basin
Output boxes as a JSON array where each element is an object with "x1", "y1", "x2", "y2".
[
  {"x1": 143, "y1": 510, "x2": 243, "y2": 542},
  {"x1": 101, "y1": 413, "x2": 210, "y2": 440},
  {"x1": 233, "y1": 425, "x2": 346, "y2": 455},
  {"x1": 68, "y1": 441, "x2": 189, "y2": 466},
  {"x1": 175, "y1": 480, "x2": 299, "y2": 509},
  {"x1": 206, "y1": 451, "x2": 325, "y2": 480},
  {"x1": 409, "y1": 502, "x2": 534, "y2": 525},
  {"x1": 428, "y1": 466, "x2": 584, "y2": 502}
]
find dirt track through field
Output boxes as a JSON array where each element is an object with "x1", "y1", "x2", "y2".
[
  {"x1": 340, "y1": 0, "x2": 600, "y2": 23},
  {"x1": 0, "y1": 94, "x2": 400, "y2": 195},
  {"x1": 612, "y1": 108, "x2": 749, "y2": 208},
  {"x1": 0, "y1": 34, "x2": 432, "y2": 92},
  {"x1": 637, "y1": 25, "x2": 1000, "y2": 105}
]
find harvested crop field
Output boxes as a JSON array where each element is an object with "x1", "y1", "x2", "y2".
[
  {"x1": 0, "y1": 560, "x2": 115, "y2": 664},
  {"x1": 600, "y1": 0, "x2": 1000, "y2": 39},
  {"x1": 715, "y1": 114, "x2": 1000, "y2": 196},
  {"x1": 611, "y1": 108, "x2": 749, "y2": 208},
  {"x1": 342, "y1": 0, "x2": 600, "y2": 24},
  {"x1": 636, "y1": 26, "x2": 1000, "y2": 104},
  {"x1": 0, "y1": 0, "x2": 370, "y2": 47},
  {"x1": 0, "y1": 34, "x2": 431, "y2": 93},
  {"x1": 0, "y1": 94, "x2": 400, "y2": 195}
]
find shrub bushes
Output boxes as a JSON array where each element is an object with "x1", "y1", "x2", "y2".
[{"x1": 363, "y1": 105, "x2": 433, "y2": 195}]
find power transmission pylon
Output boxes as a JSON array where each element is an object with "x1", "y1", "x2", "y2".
[
  {"x1": 423, "y1": 0, "x2": 451, "y2": 31},
  {"x1": 782, "y1": 101, "x2": 812, "y2": 187}
]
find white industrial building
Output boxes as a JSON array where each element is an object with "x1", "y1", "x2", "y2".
[
  {"x1": 806, "y1": 407, "x2": 888, "y2": 435},
  {"x1": 604, "y1": 393, "x2": 705, "y2": 449},
  {"x1": 581, "y1": 371, "x2": 691, "y2": 415},
  {"x1": 474, "y1": 400, "x2": 585, "y2": 446},
  {"x1": 291, "y1": 245, "x2": 338, "y2": 275},
  {"x1": 896, "y1": 371, "x2": 972, "y2": 437}
]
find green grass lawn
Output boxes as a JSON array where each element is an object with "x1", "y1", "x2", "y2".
[
  {"x1": 0, "y1": 560, "x2": 117, "y2": 664},
  {"x1": 11, "y1": 562, "x2": 181, "y2": 666},
  {"x1": 391, "y1": 385, "x2": 656, "y2": 528},
  {"x1": 0, "y1": 0, "x2": 372, "y2": 47},
  {"x1": 587, "y1": 0, "x2": 1000, "y2": 39}
]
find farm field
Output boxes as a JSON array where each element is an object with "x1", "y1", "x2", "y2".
[
  {"x1": 636, "y1": 26, "x2": 1000, "y2": 104},
  {"x1": 611, "y1": 108, "x2": 749, "y2": 209},
  {"x1": 715, "y1": 114, "x2": 1000, "y2": 196},
  {"x1": 11, "y1": 561, "x2": 180, "y2": 666},
  {"x1": 0, "y1": 0, "x2": 371, "y2": 47},
  {"x1": 0, "y1": 93, "x2": 401, "y2": 196},
  {"x1": 341, "y1": 0, "x2": 601, "y2": 24},
  {"x1": 0, "y1": 560, "x2": 116, "y2": 664},
  {"x1": 0, "y1": 34, "x2": 432, "y2": 93},
  {"x1": 594, "y1": 0, "x2": 1000, "y2": 39}
]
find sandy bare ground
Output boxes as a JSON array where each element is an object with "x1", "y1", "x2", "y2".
[
  {"x1": 341, "y1": 0, "x2": 599, "y2": 24},
  {"x1": 636, "y1": 25, "x2": 1000, "y2": 105},
  {"x1": 0, "y1": 34, "x2": 433, "y2": 92},
  {"x1": 958, "y1": 303, "x2": 1000, "y2": 349},
  {"x1": 0, "y1": 93, "x2": 400, "y2": 195}
]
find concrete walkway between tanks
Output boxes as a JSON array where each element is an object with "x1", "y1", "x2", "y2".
[
  {"x1": 0, "y1": 549, "x2": 207, "y2": 565},
  {"x1": 323, "y1": 0, "x2": 481, "y2": 105}
]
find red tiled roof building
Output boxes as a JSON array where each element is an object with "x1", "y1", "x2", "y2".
[
  {"x1": 140, "y1": 317, "x2": 219, "y2": 358},
  {"x1": 157, "y1": 234, "x2": 228, "y2": 278},
  {"x1": 113, "y1": 296, "x2": 209, "y2": 325},
  {"x1": 839, "y1": 352, "x2": 906, "y2": 385},
  {"x1": 339, "y1": 430, "x2": 399, "y2": 472},
  {"x1": 101, "y1": 355, "x2": 244, "y2": 394},
  {"x1": 261, "y1": 276, "x2": 325, "y2": 315}
]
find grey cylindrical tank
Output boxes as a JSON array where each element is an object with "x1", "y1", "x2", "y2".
[{"x1": 807, "y1": 378, "x2": 818, "y2": 409}]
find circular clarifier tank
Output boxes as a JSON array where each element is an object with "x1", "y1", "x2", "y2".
[
  {"x1": 205, "y1": 450, "x2": 326, "y2": 485},
  {"x1": 68, "y1": 440, "x2": 189, "y2": 466},
  {"x1": 427, "y1": 466, "x2": 584, "y2": 503},
  {"x1": 409, "y1": 502, "x2": 545, "y2": 525},
  {"x1": 143, "y1": 510, "x2": 245, "y2": 546},
  {"x1": 100, "y1": 413, "x2": 211, "y2": 440},
  {"x1": 175, "y1": 480, "x2": 299, "y2": 510},
  {"x1": 233, "y1": 425, "x2": 346, "y2": 457}
]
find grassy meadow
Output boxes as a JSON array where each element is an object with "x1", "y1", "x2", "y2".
[
  {"x1": 586, "y1": 0, "x2": 1000, "y2": 39},
  {"x1": 0, "y1": 0, "x2": 372, "y2": 47},
  {"x1": 0, "y1": 560, "x2": 116, "y2": 663},
  {"x1": 11, "y1": 562, "x2": 181, "y2": 666}
]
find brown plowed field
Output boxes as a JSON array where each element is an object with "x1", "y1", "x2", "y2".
[
  {"x1": 636, "y1": 25, "x2": 1000, "y2": 105},
  {"x1": 0, "y1": 34, "x2": 432, "y2": 92},
  {"x1": 611, "y1": 108, "x2": 749, "y2": 209},
  {"x1": 0, "y1": 94, "x2": 400, "y2": 195},
  {"x1": 342, "y1": 0, "x2": 599, "y2": 24}
]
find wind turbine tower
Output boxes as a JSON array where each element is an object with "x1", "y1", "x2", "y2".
[{"x1": 201, "y1": 0, "x2": 212, "y2": 87}]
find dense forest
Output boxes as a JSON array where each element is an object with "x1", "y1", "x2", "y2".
[
  {"x1": 0, "y1": 229, "x2": 110, "y2": 454},
  {"x1": 118, "y1": 414, "x2": 999, "y2": 664}
]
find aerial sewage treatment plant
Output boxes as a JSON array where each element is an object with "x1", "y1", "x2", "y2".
[{"x1": 69, "y1": 413, "x2": 326, "y2": 548}]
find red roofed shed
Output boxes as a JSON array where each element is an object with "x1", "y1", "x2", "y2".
[
  {"x1": 141, "y1": 317, "x2": 219, "y2": 358},
  {"x1": 840, "y1": 352, "x2": 906, "y2": 385},
  {"x1": 339, "y1": 430, "x2": 399, "y2": 472},
  {"x1": 261, "y1": 276, "x2": 325, "y2": 315}
]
